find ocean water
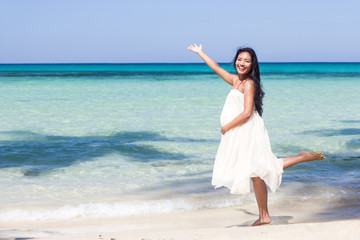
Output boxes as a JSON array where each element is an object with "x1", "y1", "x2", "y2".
[{"x1": 0, "y1": 63, "x2": 359, "y2": 221}]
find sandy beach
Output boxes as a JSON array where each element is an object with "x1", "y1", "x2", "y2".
[{"x1": 1, "y1": 204, "x2": 359, "y2": 240}]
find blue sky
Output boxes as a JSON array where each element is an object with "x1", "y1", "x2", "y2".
[{"x1": 0, "y1": 0, "x2": 359, "y2": 63}]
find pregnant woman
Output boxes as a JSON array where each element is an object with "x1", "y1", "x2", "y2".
[{"x1": 188, "y1": 44, "x2": 325, "y2": 226}]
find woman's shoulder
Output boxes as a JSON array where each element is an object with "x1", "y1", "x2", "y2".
[
  {"x1": 243, "y1": 78, "x2": 255, "y2": 87},
  {"x1": 242, "y1": 79, "x2": 255, "y2": 93}
]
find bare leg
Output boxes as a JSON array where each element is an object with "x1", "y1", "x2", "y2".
[
  {"x1": 283, "y1": 151, "x2": 325, "y2": 170},
  {"x1": 251, "y1": 177, "x2": 271, "y2": 226},
  {"x1": 250, "y1": 151, "x2": 324, "y2": 226}
]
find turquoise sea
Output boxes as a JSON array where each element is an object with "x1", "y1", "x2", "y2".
[{"x1": 0, "y1": 63, "x2": 359, "y2": 221}]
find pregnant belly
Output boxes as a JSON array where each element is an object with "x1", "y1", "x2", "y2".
[{"x1": 220, "y1": 106, "x2": 242, "y2": 126}]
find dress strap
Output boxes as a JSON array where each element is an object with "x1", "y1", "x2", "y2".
[{"x1": 236, "y1": 80, "x2": 244, "y2": 90}]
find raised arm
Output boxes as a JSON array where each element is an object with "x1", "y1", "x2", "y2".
[{"x1": 187, "y1": 44, "x2": 236, "y2": 85}]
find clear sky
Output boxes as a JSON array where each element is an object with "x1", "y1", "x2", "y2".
[{"x1": 1, "y1": 0, "x2": 359, "y2": 63}]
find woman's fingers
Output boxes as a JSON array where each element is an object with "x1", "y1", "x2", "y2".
[
  {"x1": 187, "y1": 44, "x2": 202, "y2": 51},
  {"x1": 187, "y1": 44, "x2": 203, "y2": 53},
  {"x1": 187, "y1": 45, "x2": 196, "y2": 51}
]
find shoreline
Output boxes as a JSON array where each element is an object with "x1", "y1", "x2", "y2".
[{"x1": 1, "y1": 205, "x2": 359, "y2": 240}]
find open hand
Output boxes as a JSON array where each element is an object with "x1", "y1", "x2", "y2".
[{"x1": 187, "y1": 44, "x2": 203, "y2": 54}]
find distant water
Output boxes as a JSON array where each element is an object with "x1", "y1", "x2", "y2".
[{"x1": 0, "y1": 63, "x2": 359, "y2": 221}]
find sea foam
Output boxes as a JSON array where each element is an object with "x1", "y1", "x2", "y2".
[{"x1": 0, "y1": 197, "x2": 245, "y2": 221}]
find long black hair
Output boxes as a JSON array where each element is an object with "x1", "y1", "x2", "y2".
[{"x1": 232, "y1": 47, "x2": 265, "y2": 116}]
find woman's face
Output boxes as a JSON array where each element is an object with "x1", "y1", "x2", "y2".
[{"x1": 235, "y1": 52, "x2": 252, "y2": 76}]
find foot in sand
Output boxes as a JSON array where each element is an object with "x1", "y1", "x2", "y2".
[{"x1": 252, "y1": 217, "x2": 271, "y2": 226}]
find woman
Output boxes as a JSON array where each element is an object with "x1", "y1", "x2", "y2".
[{"x1": 187, "y1": 44, "x2": 325, "y2": 226}]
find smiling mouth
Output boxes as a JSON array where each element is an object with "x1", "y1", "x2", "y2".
[{"x1": 238, "y1": 66, "x2": 246, "y2": 71}]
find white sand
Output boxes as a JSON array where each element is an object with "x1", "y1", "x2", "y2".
[{"x1": 0, "y1": 205, "x2": 359, "y2": 240}]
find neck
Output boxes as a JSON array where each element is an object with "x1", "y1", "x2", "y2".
[{"x1": 238, "y1": 74, "x2": 248, "y2": 80}]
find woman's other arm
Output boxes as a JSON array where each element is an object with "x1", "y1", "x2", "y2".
[
  {"x1": 188, "y1": 44, "x2": 236, "y2": 85},
  {"x1": 221, "y1": 80, "x2": 255, "y2": 135}
]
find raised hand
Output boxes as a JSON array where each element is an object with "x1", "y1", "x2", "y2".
[
  {"x1": 187, "y1": 43, "x2": 234, "y2": 85},
  {"x1": 187, "y1": 44, "x2": 203, "y2": 54}
]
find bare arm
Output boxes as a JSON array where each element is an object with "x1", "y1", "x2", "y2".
[
  {"x1": 187, "y1": 44, "x2": 236, "y2": 85},
  {"x1": 221, "y1": 80, "x2": 255, "y2": 135}
]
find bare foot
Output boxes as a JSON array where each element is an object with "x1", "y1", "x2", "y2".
[
  {"x1": 299, "y1": 151, "x2": 325, "y2": 162},
  {"x1": 252, "y1": 217, "x2": 271, "y2": 226}
]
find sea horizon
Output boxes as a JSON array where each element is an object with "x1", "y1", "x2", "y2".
[{"x1": 1, "y1": 61, "x2": 360, "y2": 64}]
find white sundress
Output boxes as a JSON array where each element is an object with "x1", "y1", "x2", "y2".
[{"x1": 211, "y1": 83, "x2": 284, "y2": 195}]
